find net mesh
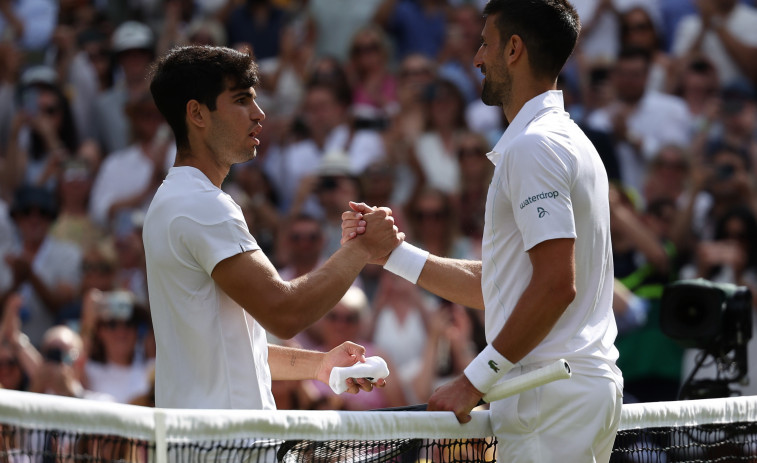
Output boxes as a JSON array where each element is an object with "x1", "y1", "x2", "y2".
[{"x1": 1, "y1": 390, "x2": 756, "y2": 462}]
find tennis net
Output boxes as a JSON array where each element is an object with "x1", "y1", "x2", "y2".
[{"x1": 0, "y1": 389, "x2": 756, "y2": 462}]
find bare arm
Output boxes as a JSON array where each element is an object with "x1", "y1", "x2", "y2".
[
  {"x1": 415, "y1": 256, "x2": 484, "y2": 310},
  {"x1": 713, "y1": 24, "x2": 757, "y2": 84},
  {"x1": 427, "y1": 238, "x2": 576, "y2": 422},
  {"x1": 268, "y1": 342, "x2": 384, "y2": 393},
  {"x1": 609, "y1": 188, "x2": 669, "y2": 274},
  {"x1": 343, "y1": 202, "x2": 484, "y2": 309},
  {"x1": 489, "y1": 238, "x2": 576, "y2": 362},
  {"x1": 212, "y1": 208, "x2": 402, "y2": 340}
]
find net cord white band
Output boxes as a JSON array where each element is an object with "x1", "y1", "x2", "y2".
[
  {"x1": 4, "y1": 363, "x2": 757, "y2": 445},
  {"x1": 383, "y1": 242, "x2": 429, "y2": 284}
]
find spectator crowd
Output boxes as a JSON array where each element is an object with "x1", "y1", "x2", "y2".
[{"x1": 0, "y1": 0, "x2": 756, "y2": 409}]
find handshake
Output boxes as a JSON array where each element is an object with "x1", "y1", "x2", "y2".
[{"x1": 340, "y1": 201, "x2": 404, "y2": 265}]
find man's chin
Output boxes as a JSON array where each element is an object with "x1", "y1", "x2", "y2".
[
  {"x1": 480, "y1": 85, "x2": 501, "y2": 106},
  {"x1": 480, "y1": 93, "x2": 503, "y2": 107}
]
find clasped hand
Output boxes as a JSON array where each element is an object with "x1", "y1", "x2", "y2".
[{"x1": 341, "y1": 201, "x2": 403, "y2": 264}]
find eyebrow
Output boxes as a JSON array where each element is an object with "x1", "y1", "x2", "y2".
[{"x1": 231, "y1": 90, "x2": 254, "y2": 99}]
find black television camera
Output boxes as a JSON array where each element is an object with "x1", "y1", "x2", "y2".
[{"x1": 660, "y1": 279, "x2": 752, "y2": 400}]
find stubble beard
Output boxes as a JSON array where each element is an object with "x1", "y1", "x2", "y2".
[
  {"x1": 207, "y1": 122, "x2": 257, "y2": 167},
  {"x1": 480, "y1": 67, "x2": 512, "y2": 108}
]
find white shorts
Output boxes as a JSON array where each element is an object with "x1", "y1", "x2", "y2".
[{"x1": 490, "y1": 366, "x2": 623, "y2": 463}]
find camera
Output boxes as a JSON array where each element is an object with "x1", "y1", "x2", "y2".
[
  {"x1": 21, "y1": 88, "x2": 39, "y2": 117},
  {"x1": 43, "y1": 347, "x2": 76, "y2": 365},
  {"x1": 98, "y1": 290, "x2": 135, "y2": 321},
  {"x1": 660, "y1": 279, "x2": 752, "y2": 399},
  {"x1": 714, "y1": 164, "x2": 735, "y2": 181}
]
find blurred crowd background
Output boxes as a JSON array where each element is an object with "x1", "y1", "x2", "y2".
[{"x1": 0, "y1": 0, "x2": 756, "y2": 410}]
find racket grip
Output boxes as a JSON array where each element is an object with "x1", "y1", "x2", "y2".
[
  {"x1": 329, "y1": 356, "x2": 389, "y2": 394},
  {"x1": 482, "y1": 359, "x2": 571, "y2": 403}
]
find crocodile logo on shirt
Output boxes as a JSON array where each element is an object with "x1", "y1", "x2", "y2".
[{"x1": 488, "y1": 360, "x2": 500, "y2": 373}]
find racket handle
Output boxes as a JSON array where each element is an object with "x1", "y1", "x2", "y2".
[
  {"x1": 482, "y1": 359, "x2": 571, "y2": 403},
  {"x1": 329, "y1": 356, "x2": 390, "y2": 394}
]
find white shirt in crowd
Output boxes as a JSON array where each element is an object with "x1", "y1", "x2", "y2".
[
  {"x1": 482, "y1": 90, "x2": 622, "y2": 387},
  {"x1": 672, "y1": 3, "x2": 757, "y2": 86},
  {"x1": 85, "y1": 358, "x2": 155, "y2": 404},
  {"x1": 143, "y1": 166, "x2": 274, "y2": 410},
  {"x1": 89, "y1": 142, "x2": 176, "y2": 234},
  {"x1": 263, "y1": 124, "x2": 385, "y2": 212},
  {"x1": 19, "y1": 237, "x2": 82, "y2": 346},
  {"x1": 585, "y1": 91, "x2": 692, "y2": 196}
]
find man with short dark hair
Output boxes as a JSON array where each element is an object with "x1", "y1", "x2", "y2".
[
  {"x1": 344, "y1": 0, "x2": 623, "y2": 460},
  {"x1": 144, "y1": 46, "x2": 402, "y2": 410}
]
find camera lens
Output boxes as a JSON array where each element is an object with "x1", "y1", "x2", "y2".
[
  {"x1": 715, "y1": 164, "x2": 735, "y2": 180},
  {"x1": 43, "y1": 348, "x2": 66, "y2": 364}
]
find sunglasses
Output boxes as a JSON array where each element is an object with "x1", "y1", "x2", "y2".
[
  {"x1": 99, "y1": 319, "x2": 137, "y2": 330},
  {"x1": 401, "y1": 67, "x2": 432, "y2": 78},
  {"x1": 82, "y1": 261, "x2": 115, "y2": 274},
  {"x1": 458, "y1": 147, "x2": 485, "y2": 158},
  {"x1": 289, "y1": 232, "x2": 321, "y2": 243},
  {"x1": 40, "y1": 105, "x2": 60, "y2": 116},
  {"x1": 414, "y1": 209, "x2": 449, "y2": 221},
  {"x1": 352, "y1": 43, "x2": 381, "y2": 56},
  {"x1": 623, "y1": 22, "x2": 653, "y2": 33}
]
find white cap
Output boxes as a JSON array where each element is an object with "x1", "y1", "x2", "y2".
[
  {"x1": 112, "y1": 21, "x2": 154, "y2": 53},
  {"x1": 20, "y1": 65, "x2": 58, "y2": 87},
  {"x1": 318, "y1": 149, "x2": 352, "y2": 176}
]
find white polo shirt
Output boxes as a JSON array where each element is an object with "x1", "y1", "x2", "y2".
[
  {"x1": 483, "y1": 91, "x2": 621, "y2": 386},
  {"x1": 143, "y1": 166, "x2": 275, "y2": 410}
]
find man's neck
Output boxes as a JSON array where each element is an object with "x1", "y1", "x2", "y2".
[
  {"x1": 503, "y1": 81, "x2": 556, "y2": 124},
  {"x1": 174, "y1": 149, "x2": 229, "y2": 188}
]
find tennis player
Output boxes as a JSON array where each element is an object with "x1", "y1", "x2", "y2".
[
  {"x1": 343, "y1": 0, "x2": 623, "y2": 460},
  {"x1": 143, "y1": 46, "x2": 403, "y2": 410}
]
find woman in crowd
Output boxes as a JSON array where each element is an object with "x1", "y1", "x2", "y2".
[
  {"x1": 369, "y1": 272, "x2": 432, "y2": 401},
  {"x1": 347, "y1": 25, "x2": 397, "y2": 122},
  {"x1": 411, "y1": 78, "x2": 467, "y2": 195},
  {"x1": 80, "y1": 289, "x2": 153, "y2": 404},
  {"x1": 405, "y1": 187, "x2": 476, "y2": 260},
  {"x1": 3, "y1": 70, "x2": 79, "y2": 194},
  {"x1": 618, "y1": 5, "x2": 672, "y2": 93},
  {"x1": 310, "y1": 287, "x2": 406, "y2": 410}
]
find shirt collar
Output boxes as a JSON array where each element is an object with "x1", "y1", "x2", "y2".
[{"x1": 486, "y1": 90, "x2": 565, "y2": 166}]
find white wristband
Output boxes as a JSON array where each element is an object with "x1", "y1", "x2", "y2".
[
  {"x1": 383, "y1": 242, "x2": 429, "y2": 284},
  {"x1": 464, "y1": 345, "x2": 514, "y2": 394}
]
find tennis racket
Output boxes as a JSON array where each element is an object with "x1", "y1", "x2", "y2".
[{"x1": 276, "y1": 359, "x2": 571, "y2": 463}]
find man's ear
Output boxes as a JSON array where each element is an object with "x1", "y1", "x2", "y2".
[
  {"x1": 506, "y1": 34, "x2": 525, "y2": 66},
  {"x1": 186, "y1": 100, "x2": 207, "y2": 129}
]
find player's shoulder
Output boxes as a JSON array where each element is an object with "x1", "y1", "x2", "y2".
[{"x1": 151, "y1": 170, "x2": 235, "y2": 218}]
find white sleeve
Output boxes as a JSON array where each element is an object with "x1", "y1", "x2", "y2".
[
  {"x1": 88, "y1": 162, "x2": 115, "y2": 227},
  {"x1": 173, "y1": 214, "x2": 260, "y2": 276},
  {"x1": 506, "y1": 134, "x2": 577, "y2": 252},
  {"x1": 671, "y1": 16, "x2": 698, "y2": 57}
]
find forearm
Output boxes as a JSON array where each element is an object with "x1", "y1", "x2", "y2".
[
  {"x1": 3, "y1": 143, "x2": 26, "y2": 197},
  {"x1": 28, "y1": 273, "x2": 68, "y2": 314},
  {"x1": 416, "y1": 255, "x2": 484, "y2": 310},
  {"x1": 268, "y1": 344, "x2": 322, "y2": 381},
  {"x1": 275, "y1": 245, "x2": 369, "y2": 335},
  {"x1": 491, "y1": 276, "x2": 574, "y2": 363},
  {"x1": 612, "y1": 209, "x2": 669, "y2": 273},
  {"x1": 218, "y1": 243, "x2": 370, "y2": 340},
  {"x1": 715, "y1": 27, "x2": 757, "y2": 81},
  {"x1": 11, "y1": 333, "x2": 42, "y2": 378}
]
